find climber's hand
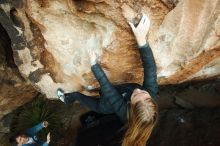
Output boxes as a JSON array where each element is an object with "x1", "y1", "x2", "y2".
[
  {"x1": 88, "y1": 49, "x2": 97, "y2": 66},
  {"x1": 128, "y1": 13, "x2": 150, "y2": 47}
]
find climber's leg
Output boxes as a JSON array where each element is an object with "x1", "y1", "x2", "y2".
[{"x1": 65, "y1": 92, "x2": 112, "y2": 114}]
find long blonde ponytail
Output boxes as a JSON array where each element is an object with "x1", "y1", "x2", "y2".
[{"x1": 122, "y1": 98, "x2": 158, "y2": 146}]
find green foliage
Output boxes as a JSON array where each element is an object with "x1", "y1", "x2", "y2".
[{"x1": 11, "y1": 95, "x2": 62, "y2": 143}]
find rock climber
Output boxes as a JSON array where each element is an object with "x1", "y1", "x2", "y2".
[{"x1": 57, "y1": 13, "x2": 158, "y2": 146}]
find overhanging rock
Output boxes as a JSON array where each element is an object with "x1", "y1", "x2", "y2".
[{"x1": 0, "y1": 0, "x2": 219, "y2": 99}]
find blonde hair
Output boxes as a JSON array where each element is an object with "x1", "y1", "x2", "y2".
[{"x1": 122, "y1": 98, "x2": 158, "y2": 146}]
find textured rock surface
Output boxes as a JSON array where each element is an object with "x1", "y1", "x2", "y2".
[
  {"x1": 0, "y1": 0, "x2": 219, "y2": 99},
  {"x1": 0, "y1": 24, "x2": 38, "y2": 120}
]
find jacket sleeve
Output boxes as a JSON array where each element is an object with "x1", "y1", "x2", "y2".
[
  {"x1": 139, "y1": 43, "x2": 158, "y2": 98},
  {"x1": 41, "y1": 142, "x2": 49, "y2": 146},
  {"x1": 91, "y1": 64, "x2": 127, "y2": 122},
  {"x1": 39, "y1": 140, "x2": 49, "y2": 146},
  {"x1": 23, "y1": 141, "x2": 48, "y2": 146},
  {"x1": 26, "y1": 122, "x2": 44, "y2": 137}
]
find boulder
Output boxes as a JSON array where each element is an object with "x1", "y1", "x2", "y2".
[
  {"x1": 0, "y1": 0, "x2": 219, "y2": 99},
  {"x1": 0, "y1": 23, "x2": 37, "y2": 120}
]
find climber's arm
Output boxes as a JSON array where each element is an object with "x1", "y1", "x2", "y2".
[{"x1": 128, "y1": 13, "x2": 158, "y2": 98}]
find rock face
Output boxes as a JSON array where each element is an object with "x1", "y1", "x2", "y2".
[
  {"x1": 0, "y1": 0, "x2": 219, "y2": 99},
  {"x1": 0, "y1": 24, "x2": 38, "y2": 120}
]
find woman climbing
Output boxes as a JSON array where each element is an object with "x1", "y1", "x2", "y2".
[{"x1": 57, "y1": 13, "x2": 158, "y2": 146}]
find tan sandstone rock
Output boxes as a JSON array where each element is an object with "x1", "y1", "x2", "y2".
[{"x1": 0, "y1": 0, "x2": 219, "y2": 100}]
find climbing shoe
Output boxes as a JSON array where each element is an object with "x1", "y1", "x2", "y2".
[{"x1": 56, "y1": 88, "x2": 65, "y2": 103}]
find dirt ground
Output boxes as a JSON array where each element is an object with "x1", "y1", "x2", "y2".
[
  {"x1": 0, "y1": 79, "x2": 220, "y2": 146},
  {"x1": 149, "y1": 107, "x2": 220, "y2": 146}
]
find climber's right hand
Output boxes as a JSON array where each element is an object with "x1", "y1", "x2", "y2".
[{"x1": 128, "y1": 13, "x2": 150, "y2": 47}]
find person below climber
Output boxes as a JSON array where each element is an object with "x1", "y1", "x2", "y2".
[
  {"x1": 10, "y1": 121, "x2": 51, "y2": 146},
  {"x1": 57, "y1": 13, "x2": 158, "y2": 146}
]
